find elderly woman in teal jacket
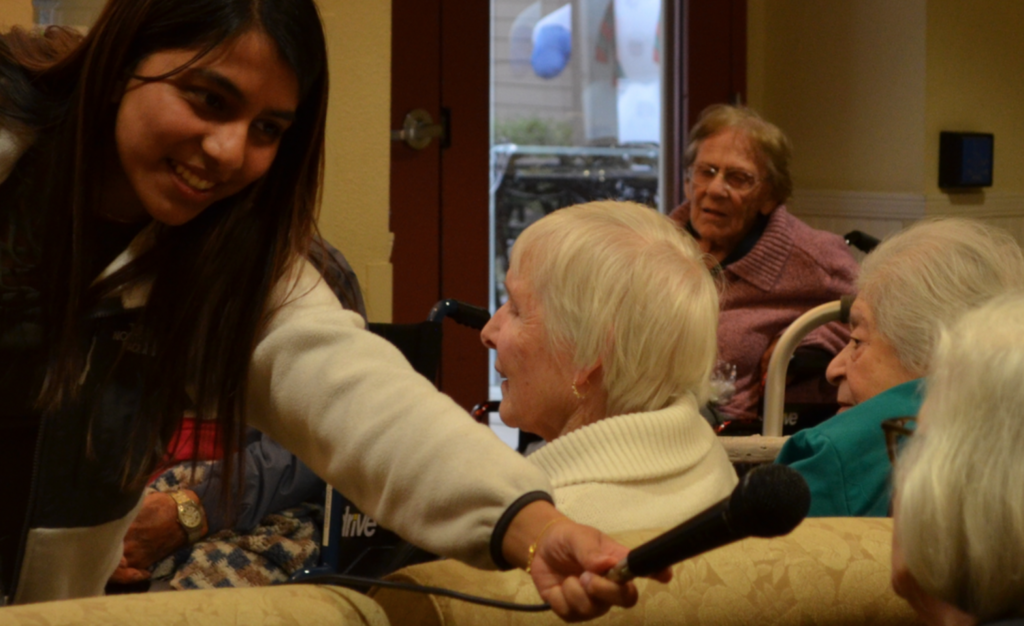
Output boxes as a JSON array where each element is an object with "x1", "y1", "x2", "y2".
[{"x1": 776, "y1": 218, "x2": 1024, "y2": 517}]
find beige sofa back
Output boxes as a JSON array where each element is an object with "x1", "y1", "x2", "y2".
[
  {"x1": 0, "y1": 584, "x2": 388, "y2": 625},
  {"x1": 372, "y1": 517, "x2": 922, "y2": 626}
]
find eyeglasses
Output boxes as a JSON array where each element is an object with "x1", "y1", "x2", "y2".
[
  {"x1": 881, "y1": 416, "x2": 916, "y2": 466},
  {"x1": 687, "y1": 164, "x2": 761, "y2": 194}
]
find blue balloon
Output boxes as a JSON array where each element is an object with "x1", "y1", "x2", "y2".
[{"x1": 531, "y1": 24, "x2": 571, "y2": 79}]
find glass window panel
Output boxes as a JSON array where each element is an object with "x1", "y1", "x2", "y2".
[
  {"x1": 489, "y1": 0, "x2": 665, "y2": 443},
  {"x1": 33, "y1": 0, "x2": 104, "y2": 27}
]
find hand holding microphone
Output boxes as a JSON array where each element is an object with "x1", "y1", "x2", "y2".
[{"x1": 605, "y1": 464, "x2": 811, "y2": 582}]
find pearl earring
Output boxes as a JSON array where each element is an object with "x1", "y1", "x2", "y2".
[{"x1": 572, "y1": 382, "x2": 586, "y2": 400}]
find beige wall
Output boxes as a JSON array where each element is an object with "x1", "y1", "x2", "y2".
[
  {"x1": 0, "y1": 0, "x2": 32, "y2": 29},
  {"x1": 748, "y1": 0, "x2": 927, "y2": 194},
  {"x1": 318, "y1": 0, "x2": 394, "y2": 322},
  {"x1": 748, "y1": 0, "x2": 1024, "y2": 245},
  {"x1": 926, "y1": 0, "x2": 1024, "y2": 197},
  {"x1": 0, "y1": 0, "x2": 395, "y2": 321}
]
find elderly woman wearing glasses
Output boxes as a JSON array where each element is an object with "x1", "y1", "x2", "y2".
[
  {"x1": 670, "y1": 104, "x2": 859, "y2": 422},
  {"x1": 891, "y1": 293, "x2": 1024, "y2": 626},
  {"x1": 481, "y1": 201, "x2": 737, "y2": 533},
  {"x1": 776, "y1": 218, "x2": 1024, "y2": 517}
]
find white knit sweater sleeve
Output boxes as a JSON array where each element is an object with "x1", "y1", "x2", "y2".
[{"x1": 246, "y1": 260, "x2": 552, "y2": 569}]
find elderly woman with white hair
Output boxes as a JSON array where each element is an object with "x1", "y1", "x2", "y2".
[
  {"x1": 670, "y1": 104, "x2": 859, "y2": 422},
  {"x1": 891, "y1": 293, "x2": 1024, "y2": 626},
  {"x1": 776, "y1": 218, "x2": 1024, "y2": 517},
  {"x1": 481, "y1": 201, "x2": 737, "y2": 533}
]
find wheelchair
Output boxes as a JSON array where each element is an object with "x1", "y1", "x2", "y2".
[{"x1": 291, "y1": 299, "x2": 492, "y2": 585}]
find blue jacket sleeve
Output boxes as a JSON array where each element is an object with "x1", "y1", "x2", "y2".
[
  {"x1": 194, "y1": 430, "x2": 325, "y2": 534},
  {"x1": 775, "y1": 430, "x2": 851, "y2": 517}
]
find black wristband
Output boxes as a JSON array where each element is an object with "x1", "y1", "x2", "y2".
[{"x1": 490, "y1": 491, "x2": 555, "y2": 571}]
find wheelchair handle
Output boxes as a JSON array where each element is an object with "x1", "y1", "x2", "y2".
[
  {"x1": 763, "y1": 301, "x2": 843, "y2": 437},
  {"x1": 428, "y1": 299, "x2": 491, "y2": 329},
  {"x1": 844, "y1": 230, "x2": 880, "y2": 253}
]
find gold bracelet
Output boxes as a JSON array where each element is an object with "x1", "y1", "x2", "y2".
[{"x1": 525, "y1": 516, "x2": 569, "y2": 574}]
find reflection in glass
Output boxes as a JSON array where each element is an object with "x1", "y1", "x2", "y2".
[{"x1": 490, "y1": 0, "x2": 665, "y2": 405}]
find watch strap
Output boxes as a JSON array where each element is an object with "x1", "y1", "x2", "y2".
[{"x1": 169, "y1": 490, "x2": 205, "y2": 544}]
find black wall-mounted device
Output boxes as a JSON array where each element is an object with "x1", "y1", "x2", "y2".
[{"x1": 939, "y1": 131, "x2": 993, "y2": 189}]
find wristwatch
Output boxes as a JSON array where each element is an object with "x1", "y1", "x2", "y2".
[{"x1": 169, "y1": 490, "x2": 205, "y2": 544}]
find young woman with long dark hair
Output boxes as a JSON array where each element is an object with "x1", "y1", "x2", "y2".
[{"x1": 0, "y1": 0, "x2": 655, "y2": 614}]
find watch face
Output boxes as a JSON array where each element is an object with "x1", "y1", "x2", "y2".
[{"x1": 180, "y1": 505, "x2": 203, "y2": 529}]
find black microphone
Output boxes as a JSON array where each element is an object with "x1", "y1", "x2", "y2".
[{"x1": 605, "y1": 464, "x2": 810, "y2": 582}]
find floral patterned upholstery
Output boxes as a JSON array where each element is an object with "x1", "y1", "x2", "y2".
[
  {"x1": 0, "y1": 584, "x2": 388, "y2": 625},
  {"x1": 372, "y1": 517, "x2": 922, "y2": 626},
  {"x1": 0, "y1": 518, "x2": 921, "y2": 625}
]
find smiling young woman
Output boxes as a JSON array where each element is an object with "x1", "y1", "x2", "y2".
[
  {"x1": 0, "y1": 0, "x2": 329, "y2": 602},
  {"x1": 0, "y1": 0, "x2": 656, "y2": 614},
  {"x1": 107, "y1": 31, "x2": 299, "y2": 226}
]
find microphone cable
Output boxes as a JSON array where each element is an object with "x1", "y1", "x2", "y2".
[{"x1": 285, "y1": 572, "x2": 552, "y2": 612}]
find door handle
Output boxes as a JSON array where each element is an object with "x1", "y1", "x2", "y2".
[{"x1": 391, "y1": 109, "x2": 445, "y2": 150}]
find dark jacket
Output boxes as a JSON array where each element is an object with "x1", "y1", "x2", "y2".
[{"x1": 0, "y1": 228, "x2": 364, "y2": 603}]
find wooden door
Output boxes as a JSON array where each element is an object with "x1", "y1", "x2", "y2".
[
  {"x1": 390, "y1": 0, "x2": 489, "y2": 411},
  {"x1": 664, "y1": 0, "x2": 748, "y2": 208}
]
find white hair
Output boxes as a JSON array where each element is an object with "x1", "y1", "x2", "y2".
[
  {"x1": 858, "y1": 218, "x2": 1024, "y2": 375},
  {"x1": 894, "y1": 292, "x2": 1024, "y2": 621},
  {"x1": 510, "y1": 201, "x2": 719, "y2": 416}
]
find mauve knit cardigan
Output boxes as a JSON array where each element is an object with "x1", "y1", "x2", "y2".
[{"x1": 670, "y1": 205, "x2": 859, "y2": 421}]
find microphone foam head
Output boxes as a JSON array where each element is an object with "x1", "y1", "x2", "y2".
[{"x1": 728, "y1": 464, "x2": 811, "y2": 537}]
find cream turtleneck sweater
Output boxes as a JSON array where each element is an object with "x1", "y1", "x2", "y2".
[{"x1": 527, "y1": 395, "x2": 738, "y2": 534}]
